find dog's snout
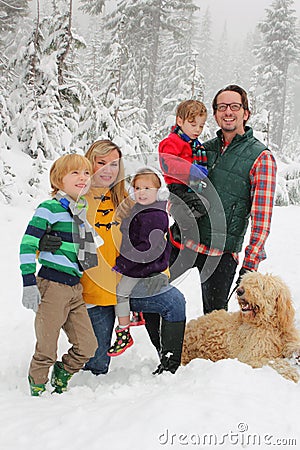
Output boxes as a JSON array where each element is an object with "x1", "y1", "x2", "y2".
[{"x1": 237, "y1": 287, "x2": 245, "y2": 297}]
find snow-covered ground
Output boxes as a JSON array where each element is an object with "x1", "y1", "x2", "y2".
[{"x1": 1, "y1": 202, "x2": 300, "y2": 450}]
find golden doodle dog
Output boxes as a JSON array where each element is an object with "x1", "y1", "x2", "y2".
[{"x1": 181, "y1": 272, "x2": 300, "y2": 382}]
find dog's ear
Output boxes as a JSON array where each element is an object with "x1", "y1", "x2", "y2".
[{"x1": 275, "y1": 282, "x2": 295, "y2": 331}]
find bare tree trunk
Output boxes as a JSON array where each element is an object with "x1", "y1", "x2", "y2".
[
  {"x1": 191, "y1": 57, "x2": 197, "y2": 98},
  {"x1": 270, "y1": 66, "x2": 288, "y2": 151},
  {"x1": 278, "y1": 66, "x2": 288, "y2": 150},
  {"x1": 58, "y1": 0, "x2": 73, "y2": 85},
  {"x1": 266, "y1": 111, "x2": 271, "y2": 149},
  {"x1": 146, "y1": 0, "x2": 161, "y2": 127},
  {"x1": 29, "y1": 0, "x2": 40, "y2": 87}
]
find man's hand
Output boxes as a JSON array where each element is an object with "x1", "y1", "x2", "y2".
[{"x1": 236, "y1": 267, "x2": 251, "y2": 287}]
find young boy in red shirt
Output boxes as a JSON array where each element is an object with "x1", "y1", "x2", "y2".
[{"x1": 159, "y1": 100, "x2": 210, "y2": 247}]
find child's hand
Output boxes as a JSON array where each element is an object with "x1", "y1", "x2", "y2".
[
  {"x1": 189, "y1": 165, "x2": 208, "y2": 182},
  {"x1": 39, "y1": 227, "x2": 62, "y2": 253},
  {"x1": 22, "y1": 285, "x2": 41, "y2": 312},
  {"x1": 112, "y1": 265, "x2": 122, "y2": 274}
]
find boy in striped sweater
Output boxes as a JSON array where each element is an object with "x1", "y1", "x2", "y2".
[{"x1": 19, "y1": 154, "x2": 100, "y2": 396}]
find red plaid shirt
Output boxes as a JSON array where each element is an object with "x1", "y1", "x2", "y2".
[{"x1": 185, "y1": 150, "x2": 277, "y2": 270}]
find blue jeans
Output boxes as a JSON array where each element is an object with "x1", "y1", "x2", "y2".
[
  {"x1": 130, "y1": 281, "x2": 186, "y2": 322},
  {"x1": 84, "y1": 283, "x2": 186, "y2": 375},
  {"x1": 84, "y1": 305, "x2": 115, "y2": 375}
]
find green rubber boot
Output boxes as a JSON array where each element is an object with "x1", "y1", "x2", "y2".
[
  {"x1": 28, "y1": 375, "x2": 46, "y2": 397},
  {"x1": 50, "y1": 361, "x2": 73, "y2": 394}
]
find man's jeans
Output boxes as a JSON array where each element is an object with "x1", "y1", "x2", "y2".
[{"x1": 84, "y1": 283, "x2": 186, "y2": 375}]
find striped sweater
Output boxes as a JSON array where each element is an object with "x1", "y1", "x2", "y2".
[{"x1": 20, "y1": 198, "x2": 83, "y2": 287}]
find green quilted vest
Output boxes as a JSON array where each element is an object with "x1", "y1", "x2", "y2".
[{"x1": 200, "y1": 127, "x2": 268, "y2": 252}]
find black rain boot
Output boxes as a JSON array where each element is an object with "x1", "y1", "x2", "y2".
[
  {"x1": 143, "y1": 312, "x2": 162, "y2": 355},
  {"x1": 153, "y1": 319, "x2": 186, "y2": 375}
]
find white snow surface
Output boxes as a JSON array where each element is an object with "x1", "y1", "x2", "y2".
[{"x1": 1, "y1": 202, "x2": 300, "y2": 450}]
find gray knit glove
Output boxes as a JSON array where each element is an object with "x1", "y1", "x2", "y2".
[{"x1": 22, "y1": 285, "x2": 41, "y2": 312}]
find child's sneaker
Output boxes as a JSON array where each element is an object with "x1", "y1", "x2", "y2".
[
  {"x1": 107, "y1": 326, "x2": 134, "y2": 357},
  {"x1": 130, "y1": 311, "x2": 146, "y2": 326},
  {"x1": 28, "y1": 375, "x2": 46, "y2": 397},
  {"x1": 50, "y1": 361, "x2": 73, "y2": 394}
]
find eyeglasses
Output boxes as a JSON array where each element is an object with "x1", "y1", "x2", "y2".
[{"x1": 216, "y1": 103, "x2": 243, "y2": 112}]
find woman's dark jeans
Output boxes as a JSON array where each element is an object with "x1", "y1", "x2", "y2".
[{"x1": 84, "y1": 282, "x2": 186, "y2": 375}]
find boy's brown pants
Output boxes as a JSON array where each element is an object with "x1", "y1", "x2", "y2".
[{"x1": 29, "y1": 278, "x2": 98, "y2": 384}]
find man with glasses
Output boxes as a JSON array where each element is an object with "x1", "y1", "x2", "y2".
[{"x1": 168, "y1": 84, "x2": 277, "y2": 314}]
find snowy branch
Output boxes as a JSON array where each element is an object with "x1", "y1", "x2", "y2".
[{"x1": 0, "y1": 0, "x2": 25, "y2": 10}]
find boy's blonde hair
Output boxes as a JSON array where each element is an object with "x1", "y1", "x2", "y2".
[
  {"x1": 50, "y1": 154, "x2": 92, "y2": 196},
  {"x1": 85, "y1": 140, "x2": 127, "y2": 212},
  {"x1": 176, "y1": 100, "x2": 207, "y2": 123}
]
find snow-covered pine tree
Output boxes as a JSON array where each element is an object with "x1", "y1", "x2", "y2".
[
  {"x1": 0, "y1": 2, "x2": 31, "y2": 204},
  {"x1": 229, "y1": 32, "x2": 257, "y2": 93},
  {"x1": 74, "y1": 75, "x2": 121, "y2": 152},
  {"x1": 253, "y1": 0, "x2": 300, "y2": 151},
  {"x1": 103, "y1": 0, "x2": 153, "y2": 127},
  {"x1": 7, "y1": 6, "x2": 63, "y2": 158},
  {"x1": 105, "y1": 0, "x2": 200, "y2": 129},
  {"x1": 74, "y1": 4, "x2": 122, "y2": 149},
  {"x1": 79, "y1": 0, "x2": 156, "y2": 161},
  {"x1": 157, "y1": 0, "x2": 202, "y2": 119},
  {"x1": 5, "y1": 0, "x2": 101, "y2": 158},
  {"x1": 212, "y1": 23, "x2": 232, "y2": 93},
  {"x1": 197, "y1": 6, "x2": 214, "y2": 103},
  {"x1": 81, "y1": 30, "x2": 105, "y2": 95},
  {"x1": 0, "y1": 93, "x2": 15, "y2": 204},
  {"x1": 0, "y1": 0, "x2": 30, "y2": 132},
  {"x1": 79, "y1": 0, "x2": 105, "y2": 16},
  {"x1": 282, "y1": 59, "x2": 300, "y2": 155},
  {"x1": 0, "y1": 0, "x2": 29, "y2": 41},
  {"x1": 94, "y1": 32, "x2": 154, "y2": 163}
]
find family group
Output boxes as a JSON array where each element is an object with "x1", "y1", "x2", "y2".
[{"x1": 19, "y1": 85, "x2": 276, "y2": 396}]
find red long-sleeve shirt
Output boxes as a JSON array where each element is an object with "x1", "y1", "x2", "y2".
[{"x1": 159, "y1": 132, "x2": 194, "y2": 185}]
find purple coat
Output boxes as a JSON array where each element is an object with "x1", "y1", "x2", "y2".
[{"x1": 115, "y1": 201, "x2": 171, "y2": 277}]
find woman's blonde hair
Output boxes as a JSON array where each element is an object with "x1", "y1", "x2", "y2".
[
  {"x1": 50, "y1": 154, "x2": 92, "y2": 197},
  {"x1": 85, "y1": 140, "x2": 127, "y2": 212}
]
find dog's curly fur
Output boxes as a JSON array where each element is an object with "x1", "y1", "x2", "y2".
[{"x1": 182, "y1": 272, "x2": 300, "y2": 382}]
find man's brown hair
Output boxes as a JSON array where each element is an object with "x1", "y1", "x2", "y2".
[{"x1": 212, "y1": 84, "x2": 251, "y2": 125}]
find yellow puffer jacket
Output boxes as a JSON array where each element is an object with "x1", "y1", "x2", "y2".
[{"x1": 81, "y1": 187, "x2": 122, "y2": 306}]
